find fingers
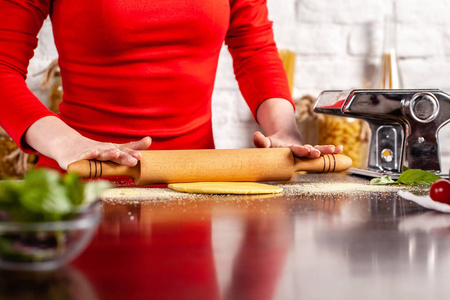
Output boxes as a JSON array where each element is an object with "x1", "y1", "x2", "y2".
[
  {"x1": 78, "y1": 149, "x2": 99, "y2": 161},
  {"x1": 120, "y1": 136, "x2": 152, "y2": 160},
  {"x1": 313, "y1": 144, "x2": 343, "y2": 154},
  {"x1": 289, "y1": 144, "x2": 321, "y2": 158},
  {"x1": 76, "y1": 147, "x2": 136, "y2": 167},
  {"x1": 289, "y1": 145, "x2": 310, "y2": 157},
  {"x1": 103, "y1": 136, "x2": 151, "y2": 166},
  {"x1": 93, "y1": 148, "x2": 121, "y2": 161},
  {"x1": 65, "y1": 148, "x2": 121, "y2": 170},
  {"x1": 253, "y1": 131, "x2": 344, "y2": 159},
  {"x1": 293, "y1": 144, "x2": 343, "y2": 158},
  {"x1": 334, "y1": 145, "x2": 344, "y2": 154},
  {"x1": 87, "y1": 148, "x2": 138, "y2": 167},
  {"x1": 113, "y1": 151, "x2": 139, "y2": 167},
  {"x1": 253, "y1": 131, "x2": 271, "y2": 148},
  {"x1": 256, "y1": 135, "x2": 321, "y2": 158},
  {"x1": 123, "y1": 136, "x2": 152, "y2": 151},
  {"x1": 70, "y1": 137, "x2": 152, "y2": 168},
  {"x1": 118, "y1": 136, "x2": 152, "y2": 159}
]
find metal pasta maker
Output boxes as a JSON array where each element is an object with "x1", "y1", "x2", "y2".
[{"x1": 313, "y1": 89, "x2": 450, "y2": 178}]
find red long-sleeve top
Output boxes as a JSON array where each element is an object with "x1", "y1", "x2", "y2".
[{"x1": 0, "y1": 0, "x2": 293, "y2": 169}]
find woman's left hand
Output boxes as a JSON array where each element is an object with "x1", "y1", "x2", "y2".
[
  {"x1": 253, "y1": 131, "x2": 343, "y2": 159},
  {"x1": 254, "y1": 97, "x2": 344, "y2": 158}
]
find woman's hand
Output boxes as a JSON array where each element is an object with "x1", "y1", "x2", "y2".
[
  {"x1": 63, "y1": 136, "x2": 152, "y2": 170},
  {"x1": 24, "y1": 116, "x2": 152, "y2": 170},
  {"x1": 253, "y1": 130, "x2": 343, "y2": 158},
  {"x1": 254, "y1": 98, "x2": 343, "y2": 158}
]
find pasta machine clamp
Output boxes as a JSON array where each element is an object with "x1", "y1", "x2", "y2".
[{"x1": 313, "y1": 89, "x2": 450, "y2": 178}]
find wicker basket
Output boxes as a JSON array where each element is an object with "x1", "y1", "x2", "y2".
[{"x1": 0, "y1": 128, "x2": 37, "y2": 179}]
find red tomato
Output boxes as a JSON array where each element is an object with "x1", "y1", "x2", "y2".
[{"x1": 430, "y1": 179, "x2": 450, "y2": 204}]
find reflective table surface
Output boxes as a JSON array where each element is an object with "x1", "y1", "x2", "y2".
[{"x1": 2, "y1": 173, "x2": 450, "y2": 300}]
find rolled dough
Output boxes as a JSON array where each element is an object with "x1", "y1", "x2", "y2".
[{"x1": 167, "y1": 182, "x2": 283, "y2": 195}]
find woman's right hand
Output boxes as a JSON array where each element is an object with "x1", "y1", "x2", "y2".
[
  {"x1": 64, "y1": 136, "x2": 152, "y2": 170},
  {"x1": 24, "y1": 116, "x2": 152, "y2": 170}
]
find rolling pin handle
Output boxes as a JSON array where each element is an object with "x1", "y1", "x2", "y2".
[
  {"x1": 67, "y1": 160, "x2": 140, "y2": 181},
  {"x1": 293, "y1": 154, "x2": 352, "y2": 173},
  {"x1": 322, "y1": 154, "x2": 336, "y2": 172},
  {"x1": 88, "y1": 160, "x2": 103, "y2": 178}
]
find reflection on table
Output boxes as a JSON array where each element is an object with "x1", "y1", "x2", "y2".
[{"x1": 2, "y1": 174, "x2": 450, "y2": 300}]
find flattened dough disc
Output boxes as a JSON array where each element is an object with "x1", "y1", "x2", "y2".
[{"x1": 167, "y1": 182, "x2": 283, "y2": 195}]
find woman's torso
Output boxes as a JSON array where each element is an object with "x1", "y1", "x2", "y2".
[{"x1": 50, "y1": 0, "x2": 231, "y2": 149}]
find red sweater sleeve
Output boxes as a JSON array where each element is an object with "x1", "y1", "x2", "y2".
[
  {"x1": 0, "y1": 0, "x2": 57, "y2": 151},
  {"x1": 225, "y1": 0, "x2": 294, "y2": 120}
]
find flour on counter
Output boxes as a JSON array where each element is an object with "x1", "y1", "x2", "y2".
[
  {"x1": 279, "y1": 182, "x2": 428, "y2": 196},
  {"x1": 101, "y1": 187, "x2": 205, "y2": 202},
  {"x1": 101, "y1": 181, "x2": 429, "y2": 204}
]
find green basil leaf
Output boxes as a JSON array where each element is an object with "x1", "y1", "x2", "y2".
[
  {"x1": 397, "y1": 169, "x2": 442, "y2": 185},
  {"x1": 370, "y1": 175, "x2": 397, "y2": 185}
]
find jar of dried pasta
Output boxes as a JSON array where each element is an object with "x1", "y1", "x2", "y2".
[
  {"x1": 317, "y1": 115, "x2": 368, "y2": 168},
  {"x1": 295, "y1": 95, "x2": 368, "y2": 168},
  {"x1": 0, "y1": 128, "x2": 37, "y2": 179}
]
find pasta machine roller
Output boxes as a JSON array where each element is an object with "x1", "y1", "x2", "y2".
[{"x1": 313, "y1": 89, "x2": 450, "y2": 178}]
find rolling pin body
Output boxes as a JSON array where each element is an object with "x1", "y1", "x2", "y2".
[{"x1": 67, "y1": 148, "x2": 352, "y2": 184}]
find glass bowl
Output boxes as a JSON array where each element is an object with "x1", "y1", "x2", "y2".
[{"x1": 0, "y1": 201, "x2": 102, "y2": 271}]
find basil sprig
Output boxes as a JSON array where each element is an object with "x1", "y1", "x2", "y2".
[{"x1": 370, "y1": 168, "x2": 442, "y2": 185}]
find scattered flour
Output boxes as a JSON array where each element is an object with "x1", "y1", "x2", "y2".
[
  {"x1": 278, "y1": 182, "x2": 428, "y2": 196},
  {"x1": 101, "y1": 181, "x2": 429, "y2": 204}
]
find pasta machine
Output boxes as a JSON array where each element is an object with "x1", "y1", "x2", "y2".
[{"x1": 313, "y1": 89, "x2": 450, "y2": 178}]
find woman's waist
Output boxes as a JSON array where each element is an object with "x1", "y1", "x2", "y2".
[{"x1": 60, "y1": 105, "x2": 211, "y2": 139}]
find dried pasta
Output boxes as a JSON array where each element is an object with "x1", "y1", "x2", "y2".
[
  {"x1": 295, "y1": 95, "x2": 369, "y2": 168},
  {"x1": 0, "y1": 130, "x2": 36, "y2": 179},
  {"x1": 318, "y1": 115, "x2": 367, "y2": 168}
]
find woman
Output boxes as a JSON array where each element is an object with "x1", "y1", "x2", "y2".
[{"x1": 0, "y1": 0, "x2": 342, "y2": 172}]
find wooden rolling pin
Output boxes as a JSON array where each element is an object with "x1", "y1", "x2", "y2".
[{"x1": 67, "y1": 148, "x2": 352, "y2": 185}]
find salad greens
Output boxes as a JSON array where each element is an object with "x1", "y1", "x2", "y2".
[
  {"x1": 0, "y1": 170, "x2": 112, "y2": 222},
  {"x1": 370, "y1": 168, "x2": 442, "y2": 185},
  {"x1": 0, "y1": 170, "x2": 112, "y2": 265}
]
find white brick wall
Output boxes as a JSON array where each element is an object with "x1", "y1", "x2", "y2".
[{"x1": 26, "y1": 0, "x2": 450, "y2": 169}]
